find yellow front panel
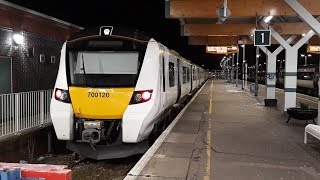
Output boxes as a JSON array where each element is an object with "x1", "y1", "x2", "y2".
[{"x1": 69, "y1": 87, "x2": 134, "y2": 119}]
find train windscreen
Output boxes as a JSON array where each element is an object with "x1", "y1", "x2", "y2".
[
  {"x1": 66, "y1": 37, "x2": 148, "y2": 87},
  {"x1": 68, "y1": 51, "x2": 140, "y2": 87}
]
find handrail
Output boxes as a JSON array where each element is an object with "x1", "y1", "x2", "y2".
[{"x1": 0, "y1": 90, "x2": 53, "y2": 139}]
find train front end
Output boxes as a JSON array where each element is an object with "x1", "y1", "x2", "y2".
[{"x1": 50, "y1": 27, "x2": 152, "y2": 159}]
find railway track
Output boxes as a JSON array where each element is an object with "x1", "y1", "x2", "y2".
[{"x1": 36, "y1": 152, "x2": 141, "y2": 180}]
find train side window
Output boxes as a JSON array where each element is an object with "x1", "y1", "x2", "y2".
[
  {"x1": 183, "y1": 66, "x2": 187, "y2": 84},
  {"x1": 193, "y1": 69, "x2": 196, "y2": 80},
  {"x1": 187, "y1": 68, "x2": 190, "y2": 82},
  {"x1": 169, "y1": 62, "x2": 175, "y2": 87},
  {"x1": 162, "y1": 56, "x2": 166, "y2": 92}
]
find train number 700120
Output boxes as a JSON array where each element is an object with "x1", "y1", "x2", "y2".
[{"x1": 88, "y1": 92, "x2": 110, "y2": 98}]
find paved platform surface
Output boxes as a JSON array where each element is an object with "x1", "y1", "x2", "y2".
[{"x1": 131, "y1": 79, "x2": 320, "y2": 180}]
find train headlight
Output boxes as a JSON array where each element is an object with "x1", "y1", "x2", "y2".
[
  {"x1": 54, "y1": 88, "x2": 71, "y2": 103},
  {"x1": 142, "y1": 91, "x2": 152, "y2": 101},
  {"x1": 130, "y1": 90, "x2": 153, "y2": 104},
  {"x1": 134, "y1": 93, "x2": 142, "y2": 103}
]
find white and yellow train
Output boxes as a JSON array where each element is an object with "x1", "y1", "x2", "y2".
[{"x1": 50, "y1": 26, "x2": 208, "y2": 159}]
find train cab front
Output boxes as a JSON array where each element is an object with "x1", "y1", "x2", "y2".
[{"x1": 52, "y1": 27, "x2": 151, "y2": 159}]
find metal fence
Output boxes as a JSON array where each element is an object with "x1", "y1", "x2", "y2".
[{"x1": 0, "y1": 90, "x2": 53, "y2": 139}]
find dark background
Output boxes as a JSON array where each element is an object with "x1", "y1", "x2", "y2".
[{"x1": 7, "y1": 0, "x2": 318, "y2": 71}]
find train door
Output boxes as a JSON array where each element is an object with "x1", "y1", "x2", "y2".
[
  {"x1": 160, "y1": 47, "x2": 167, "y2": 109},
  {"x1": 176, "y1": 59, "x2": 181, "y2": 103},
  {"x1": 167, "y1": 54, "x2": 178, "y2": 106}
]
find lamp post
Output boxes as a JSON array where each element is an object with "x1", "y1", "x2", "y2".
[
  {"x1": 236, "y1": 52, "x2": 239, "y2": 87},
  {"x1": 255, "y1": 48, "x2": 260, "y2": 97},
  {"x1": 301, "y1": 54, "x2": 312, "y2": 66},
  {"x1": 241, "y1": 44, "x2": 245, "y2": 89},
  {"x1": 232, "y1": 53, "x2": 235, "y2": 84}
]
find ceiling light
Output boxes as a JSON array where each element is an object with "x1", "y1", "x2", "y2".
[
  {"x1": 13, "y1": 33, "x2": 24, "y2": 45},
  {"x1": 302, "y1": 33, "x2": 306, "y2": 37},
  {"x1": 264, "y1": 15, "x2": 273, "y2": 23}
]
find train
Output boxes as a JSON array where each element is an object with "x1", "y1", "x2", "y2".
[
  {"x1": 247, "y1": 65, "x2": 319, "y2": 96},
  {"x1": 50, "y1": 26, "x2": 209, "y2": 160}
]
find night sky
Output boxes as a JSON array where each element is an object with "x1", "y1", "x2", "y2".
[{"x1": 6, "y1": 0, "x2": 319, "y2": 71}]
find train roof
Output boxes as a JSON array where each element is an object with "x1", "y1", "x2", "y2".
[{"x1": 68, "y1": 26, "x2": 151, "y2": 42}]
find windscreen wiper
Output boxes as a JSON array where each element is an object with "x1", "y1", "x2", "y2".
[{"x1": 81, "y1": 54, "x2": 88, "y2": 86}]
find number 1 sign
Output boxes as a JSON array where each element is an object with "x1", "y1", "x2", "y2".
[{"x1": 254, "y1": 30, "x2": 271, "y2": 46}]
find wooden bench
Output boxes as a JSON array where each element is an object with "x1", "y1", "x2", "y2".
[{"x1": 304, "y1": 124, "x2": 320, "y2": 144}]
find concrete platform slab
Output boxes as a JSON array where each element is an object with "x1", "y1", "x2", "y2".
[
  {"x1": 155, "y1": 142, "x2": 194, "y2": 158},
  {"x1": 140, "y1": 156, "x2": 190, "y2": 179},
  {"x1": 186, "y1": 103, "x2": 205, "y2": 112},
  {"x1": 172, "y1": 120, "x2": 201, "y2": 134},
  {"x1": 180, "y1": 112, "x2": 203, "y2": 121},
  {"x1": 164, "y1": 132, "x2": 197, "y2": 144}
]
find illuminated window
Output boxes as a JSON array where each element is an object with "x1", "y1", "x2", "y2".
[
  {"x1": 187, "y1": 68, "x2": 191, "y2": 82},
  {"x1": 169, "y1": 62, "x2": 175, "y2": 87},
  {"x1": 40, "y1": 54, "x2": 45, "y2": 63},
  {"x1": 51, "y1": 56, "x2": 56, "y2": 63},
  {"x1": 183, "y1": 66, "x2": 187, "y2": 84}
]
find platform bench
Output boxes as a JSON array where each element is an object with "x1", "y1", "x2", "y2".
[{"x1": 304, "y1": 124, "x2": 320, "y2": 144}]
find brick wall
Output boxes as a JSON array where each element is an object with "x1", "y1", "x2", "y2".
[{"x1": 0, "y1": 28, "x2": 64, "y2": 93}]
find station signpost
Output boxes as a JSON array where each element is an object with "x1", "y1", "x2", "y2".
[
  {"x1": 254, "y1": 30, "x2": 271, "y2": 46},
  {"x1": 254, "y1": 30, "x2": 271, "y2": 96}
]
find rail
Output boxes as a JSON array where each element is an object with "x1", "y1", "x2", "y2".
[{"x1": 0, "y1": 90, "x2": 53, "y2": 139}]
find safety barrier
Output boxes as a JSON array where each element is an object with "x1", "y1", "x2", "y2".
[
  {"x1": 0, "y1": 163, "x2": 71, "y2": 180},
  {"x1": 0, "y1": 90, "x2": 53, "y2": 139}
]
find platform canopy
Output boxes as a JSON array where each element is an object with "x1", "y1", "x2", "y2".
[{"x1": 165, "y1": 0, "x2": 320, "y2": 46}]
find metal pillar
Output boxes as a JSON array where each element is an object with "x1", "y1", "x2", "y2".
[
  {"x1": 255, "y1": 47, "x2": 259, "y2": 96},
  {"x1": 252, "y1": 36, "x2": 296, "y2": 100},
  {"x1": 245, "y1": 63, "x2": 248, "y2": 89},
  {"x1": 260, "y1": 22, "x2": 315, "y2": 112},
  {"x1": 48, "y1": 132, "x2": 53, "y2": 153},
  {"x1": 241, "y1": 45, "x2": 245, "y2": 89},
  {"x1": 283, "y1": 1, "x2": 320, "y2": 120},
  {"x1": 231, "y1": 54, "x2": 235, "y2": 83},
  {"x1": 236, "y1": 52, "x2": 239, "y2": 86},
  {"x1": 284, "y1": 0, "x2": 320, "y2": 36},
  {"x1": 318, "y1": 55, "x2": 320, "y2": 125}
]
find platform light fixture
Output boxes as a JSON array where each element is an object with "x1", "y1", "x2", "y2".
[
  {"x1": 300, "y1": 54, "x2": 311, "y2": 66},
  {"x1": 300, "y1": 54, "x2": 312, "y2": 57},
  {"x1": 264, "y1": 15, "x2": 273, "y2": 23},
  {"x1": 13, "y1": 33, "x2": 24, "y2": 45}
]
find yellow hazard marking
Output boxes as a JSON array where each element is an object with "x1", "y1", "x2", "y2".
[
  {"x1": 69, "y1": 87, "x2": 134, "y2": 119},
  {"x1": 204, "y1": 80, "x2": 213, "y2": 180}
]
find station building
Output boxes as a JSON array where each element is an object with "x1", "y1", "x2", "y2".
[{"x1": 0, "y1": 1, "x2": 82, "y2": 94}]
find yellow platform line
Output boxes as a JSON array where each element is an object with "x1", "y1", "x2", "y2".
[{"x1": 205, "y1": 80, "x2": 213, "y2": 180}]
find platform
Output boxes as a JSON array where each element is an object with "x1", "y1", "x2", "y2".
[{"x1": 126, "y1": 79, "x2": 320, "y2": 180}]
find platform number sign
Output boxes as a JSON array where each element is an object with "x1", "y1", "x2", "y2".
[{"x1": 254, "y1": 30, "x2": 271, "y2": 46}]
